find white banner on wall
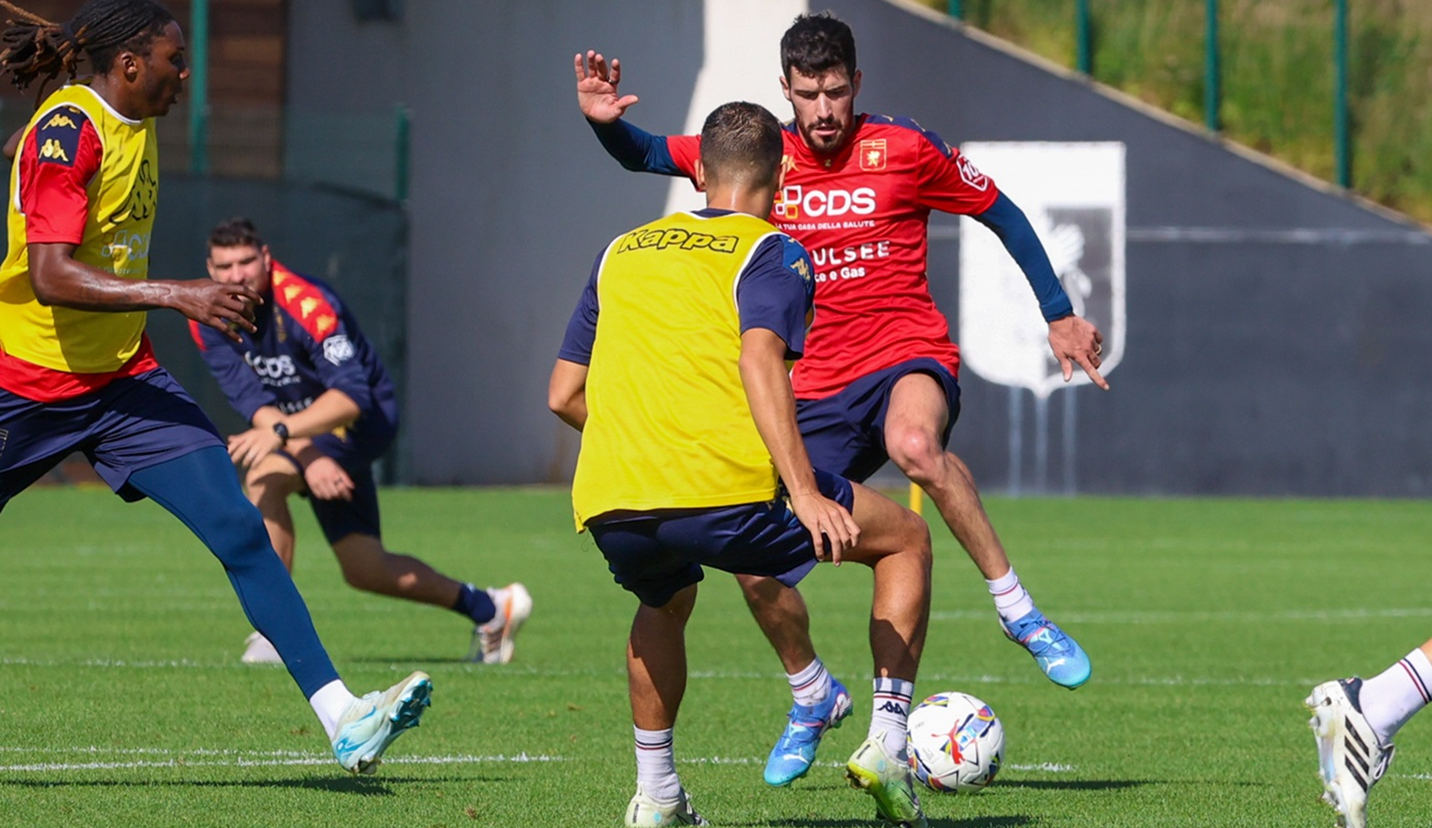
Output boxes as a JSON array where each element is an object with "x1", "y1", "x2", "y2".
[{"x1": 958, "y1": 142, "x2": 1126, "y2": 399}]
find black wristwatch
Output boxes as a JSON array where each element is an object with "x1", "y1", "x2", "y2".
[{"x1": 272, "y1": 422, "x2": 290, "y2": 446}]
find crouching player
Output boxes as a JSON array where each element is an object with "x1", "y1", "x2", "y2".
[
  {"x1": 193, "y1": 218, "x2": 531, "y2": 664},
  {"x1": 549, "y1": 101, "x2": 933, "y2": 827}
]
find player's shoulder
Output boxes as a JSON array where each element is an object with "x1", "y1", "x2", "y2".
[
  {"x1": 270, "y1": 262, "x2": 343, "y2": 341},
  {"x1": 860, "y1": 114, "x2": 956, "y2": 158},
  {"x1": 27, "y1": 102, "x2": 94, "y2": 168}
]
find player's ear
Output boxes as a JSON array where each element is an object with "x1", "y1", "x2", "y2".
[
  {"x1": 693, "y1": 158, "x2": 707, "y2": 191},
  {"x1": 780, "y1": 74, "x2": 792, "y2": 102},
  {"x1": 852, "y1": 69, "x2": 862, "y2": 97},
  {"x1": 116, "y1": 50, "x2": 141, "y2": 83}
]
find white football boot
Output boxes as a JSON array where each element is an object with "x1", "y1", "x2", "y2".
[
  {"x1": 240, "y1": 631, "x2": 283, "y2": 665},
  {"x1": 624, "y1": 785, "x2": 709, "y2": 827},
  {"x1": 1306, "y1": 678, "x2": 1396, "y2": 828},
  {"x1": 469, "y1": 582, "x2": 533, "y2": 664}
]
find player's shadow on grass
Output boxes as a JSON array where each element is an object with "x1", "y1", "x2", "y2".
[{"x1": 0, "y1": 774, "x2": 485, "y2": 794}]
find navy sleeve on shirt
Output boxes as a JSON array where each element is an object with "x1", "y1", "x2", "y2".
[
  {"x1": 973, "y1": 191, "x2": 1075, "y2": 322},
  {"x1": 558, "y1": 253, "x2": 603, "y2": 365},
  {"x1": 736, "y1": 235, "x2": 815, "y2": 359},
  {"x1": 587, "y1": 118, "x2": 682, "y2": 175},
  {"x1": 292, "y1": 312, "x2": 374, "y2": 414},
  {"x1": 197, "y1": 327, "x2": 276, "y2": 424}
]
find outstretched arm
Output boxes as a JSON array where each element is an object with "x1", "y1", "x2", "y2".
[{"x1": 974, "y1": 193, "x2": 1109, "y2": 390}]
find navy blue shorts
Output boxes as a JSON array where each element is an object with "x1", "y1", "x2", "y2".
[
  {"x1": 0, "y1": 368, "x2": 223, "y2": 509},
  {"x1": 278, "y1": 431, "x2": 383, "y2": 545},
  {"x1": 796, "y1": 358, "x2": 962, "y2": 484},
  {"x1": 588, "y1": 469, "x2": 855, "y2": 608}
]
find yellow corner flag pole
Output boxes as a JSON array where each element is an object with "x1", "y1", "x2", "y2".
[{"x1": 909, "y1": 482, "x2": 923, "y2": 516}]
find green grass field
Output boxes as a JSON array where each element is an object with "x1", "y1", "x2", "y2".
[{"x1": 1, "y1": 487, "x2": 1428, "y2": 827}]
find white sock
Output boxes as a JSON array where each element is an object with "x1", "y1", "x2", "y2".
[
  {"x1": 788, "y1": 657, "x2": 831, "y2": 707},
  {"x1": 870, "y1": 677, "x2": 914, "y2": 761},
  {"x1": 986, "y1": 568, "x2": 1035, "y2": 624},
  {"x1": 1361, "y1": 647, "x2": 1432, "y2": 745},
  {"x1": 635, "y1": 726, "x2": 681, "y2": 801},
  {"x1": 309, "y1": 680, "x2": 358, "y2": 740}
]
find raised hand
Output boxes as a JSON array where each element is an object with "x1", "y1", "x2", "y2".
[
  {"x1": 575, "y1": 50, "x2": 640, "y2": 123},
  {"x1": 1047, "y1": 314, "x2": 1109, "y2": 390}
]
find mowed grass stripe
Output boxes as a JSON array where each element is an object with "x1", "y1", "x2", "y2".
[{"x1": 0, "y1": 488, "x2": 1428, "y2": 827}]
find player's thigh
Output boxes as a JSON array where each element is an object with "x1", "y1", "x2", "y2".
[
  {"x1": 881, "y1": 368, "x2": 961, "y2": 460},
  {"x1": 244, "y1": 451, "x2": 305, "y2": 498},
  {"x1": 839, "y1": 480, "x2": 931, "y2": 566}
]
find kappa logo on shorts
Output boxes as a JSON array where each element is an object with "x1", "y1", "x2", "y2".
[{"x1": 0, "y1": 427, "x2": 8, "y2": 458}]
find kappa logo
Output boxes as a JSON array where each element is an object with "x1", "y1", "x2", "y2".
[
  {"x1": 44, "y1": 112, "x2": 78, "y2": 130},
  {"x1": 39, "y1": 138, "x2": 70, "y2": 163},
  {"x1": 0, "y1": 427, "x2": 7, "y2": 459},
  {"x1": 617, "y1": 227, "x2": 739, "y2": 254},
  {"x1": 877, "y1": 701, "x2": 905, "y2": 714},
  {"x1": 789, "y1": 255, "x2": 812, "y2": 283},
  {"x1": 323, "y1": 334, "x2": 355, "y2": 366},
  {"x1": 957, "y1": 155, "x2": 989, "y2": 191}
]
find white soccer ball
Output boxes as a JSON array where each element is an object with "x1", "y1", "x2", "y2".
[{"x1": 905, "y1": 691, "x2": 1005, "y2": 793}]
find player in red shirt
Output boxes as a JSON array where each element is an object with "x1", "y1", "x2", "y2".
[{"x1": 576, "y1": 12, "x2": 1107, "y2": 791}]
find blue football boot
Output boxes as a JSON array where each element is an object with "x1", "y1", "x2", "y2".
[
  {"x1": 763, "y1": 677, "x2": 853, "y2": 786},
  {"x1": 1002, "y1": 609, "x2": 1091, "y2": 689}
]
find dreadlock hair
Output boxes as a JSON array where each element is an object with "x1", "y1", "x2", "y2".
[
  {"x1": 0, "y1": 0, "x2": 175, "y2": 96},
  {"x1": 699, "y1": 101, "x2": 783, "y2": 191},
  {"x1": 208, "y1": 217, "x2": 266, "y2": 252},
  {"x1": 780, "y1": 11, "x2": 857, "y2": 82}
]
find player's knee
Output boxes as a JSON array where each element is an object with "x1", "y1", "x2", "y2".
[
  {"x1": 202, "y1": 498, "x2": 272, "y2": 565},
  {"x1": 888, "y1": 429, "x2": 943, "y2": 482}
]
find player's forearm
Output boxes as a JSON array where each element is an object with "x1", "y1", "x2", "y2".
[
  {"x1": 548, "y1": 359, "x2": 589, "y2": 431},
  {"x1": 29, "y1": 244, "x2": 184, "y2": 312},
  {"x1": 587, "y1": 118, "x2": 681, "y2": 175},
  {"x1": 739, "y1": 335, "x2": 819, "y2": 498},
  {"x1": 276, "y1": 389, "x2": 361, "y2": 439},
  {"x1": 973, "y1": 193, "x2": 1074, "y2": 322}
]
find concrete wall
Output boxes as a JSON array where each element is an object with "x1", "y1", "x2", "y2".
[{"x1": 284, "y1": 0, "x2": 1432, "y2": 495}]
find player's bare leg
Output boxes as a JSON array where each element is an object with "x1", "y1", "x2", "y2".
[
  {"x1": 885, "y1": 372, "x2": 1090, "y2": 689},
  {"x1": 243, "y1": 453, "x2": 304, "y2": 570},
  {"x1": 331, "y1": 533, "x2": 463, "y2": 605},
  {"x1": 625, "y1": 584, "x2": 708, "y2": 826},
  {"x1": 734, "y1": 574, "x2": 814, "y2": 674}
]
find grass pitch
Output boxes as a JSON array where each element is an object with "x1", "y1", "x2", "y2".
[{"x1": 1, "y1": 487, "x2": 1428, "y2": 827}]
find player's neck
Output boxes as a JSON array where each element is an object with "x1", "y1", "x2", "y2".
[
  {"x1": 88, "y1": 75, "x2": 145, "y2": 120},
  {"x1": 703, "y1": 186, "x2": 776, "y2": 219}
]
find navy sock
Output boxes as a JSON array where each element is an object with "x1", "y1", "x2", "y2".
[
  {"x1": 128, "y1": 446, "x2": 340, "y2": 698},
  {"x1": 453, "y1": 583, "x2": 497, "y2": 625}
]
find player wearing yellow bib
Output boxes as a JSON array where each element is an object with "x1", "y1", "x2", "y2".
[
  {"x1": 550, "y1": 101, "x2": 934, "y2": 828},
  {"x1": 0, "y1": 0, "x2": 430, "y2": 775}
]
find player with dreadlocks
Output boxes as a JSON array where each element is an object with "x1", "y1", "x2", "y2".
[{"x1": 0, "y1": 0, "x2": 434, "y2": 776}]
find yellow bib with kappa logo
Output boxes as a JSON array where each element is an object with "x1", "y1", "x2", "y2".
[
  {"x1": 572, "y1": 211, "x2": 784, "y2": 527},
  {"x1": 0, "y1": 84, "x2": 159, "y2": 373}
]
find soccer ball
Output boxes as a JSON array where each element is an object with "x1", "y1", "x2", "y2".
[{"x1": 905, "y1": 691, "x2": 1005, "y2": 793}]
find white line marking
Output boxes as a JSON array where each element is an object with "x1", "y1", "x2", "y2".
[{"x1": 929, "y1": 607, "x2": 1432, "y2": 624}]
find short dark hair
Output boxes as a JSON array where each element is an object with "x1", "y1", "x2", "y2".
[
  {"x1": 208, "y1": 217, "x2": 266, "y2": 251},
  {"x1": 699, "y1": 101, "x2": 783, "y2": 190},
  {"x1": 780, "y1": 11, "x2": 856, "y2": 81},
  {"x1": 0, "y1": 0, "x2": 175, "y2": 93}
]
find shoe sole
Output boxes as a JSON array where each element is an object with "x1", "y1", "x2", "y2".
[
  {"x1": 352, "y1": 674, "x2": 433, "y2": 775},
  {"x1": 764, "y1": 691, "x2": 853, "y2": 787},
  {"x1": 1305, "y1": 686, "x2": 1360, "y2": 828}
]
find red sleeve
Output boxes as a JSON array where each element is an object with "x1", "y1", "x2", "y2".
[
  {"x1": 667, "y1": 134, "x2": 701, "y2": 179},
  {"x1": 913, "y1": 133, "x2": 999, "y2": 216},
  {"x1": 19, "y1": 111, "x2": 102, "y2": 244}
]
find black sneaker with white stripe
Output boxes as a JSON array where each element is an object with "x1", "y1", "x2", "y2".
[{"x1": 1306, "y1": 678, "x2": 1396, "y2": 828}]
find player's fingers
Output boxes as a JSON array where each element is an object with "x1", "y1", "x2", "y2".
[
  {"x1": 609, "y1": 57, "x2": 621, "y2": 85},
  {"x1": 810, "y1": 528, "x2": 828, "y2": 561},
  {"x1": 617, "y1": 94, "x2": 640, "y2": 111},
  {"x1": 574, "y1": 52, "x2": 585, "y2": 80},
  {"x1": 1078, "y1": 356, "x2": 1111, "y2": 390},
  {"x1": 1059, "y1": 353, "x2": 1073, "y2": 382}
]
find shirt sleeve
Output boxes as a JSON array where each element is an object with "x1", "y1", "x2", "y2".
[
  {"x1": 736, "y1": 235, "x2": 815, "y2": 359},
  {"x1": 19, "y1": 108, "x2": 102, "y2": 243},
  {"x1": 911, "y1": 125, "x2": 1001, "y2": 216},
  {"x1": 587, "y1": 118, "x2": 700, "y2": 180},
  {"x1": 193, "y1": 325, "x2": 277, "y2": 423},
  {"x1": 292, "y1": 294, "x2": 374, "y2": 413},
  {"x1": 557, "y1": 252, "x2": 603, "y2": 365},
  {"x1": 973, "y1": 192, "x2": 1075, "y2": 322}
]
